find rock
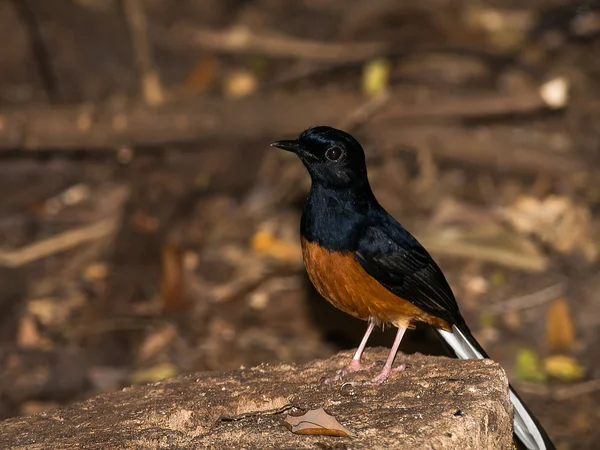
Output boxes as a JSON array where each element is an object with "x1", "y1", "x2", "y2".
[{"x1": 0, "y1": 349, "x2": 514, "y2": 449}]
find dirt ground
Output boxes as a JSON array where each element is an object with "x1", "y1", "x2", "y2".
[{"x1": 0, "y1": 0, "x2": 599, "y2": 448}]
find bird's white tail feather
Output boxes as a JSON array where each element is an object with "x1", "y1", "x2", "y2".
[{"x1": 437, "y1": 325, "x2": 548, "y2": 450}]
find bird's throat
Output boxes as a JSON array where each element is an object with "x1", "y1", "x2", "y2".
[{"x1": 300, "y1": 183, "x2": 372, "y2": 252}]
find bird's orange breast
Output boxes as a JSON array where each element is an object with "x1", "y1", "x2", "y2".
[{"x1": 301, "y1": 238, "x2": 450, "y2": 330}]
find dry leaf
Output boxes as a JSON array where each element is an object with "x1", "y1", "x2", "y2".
[
  {"x1": 283, "y1": 407, "x2": 354, "y2": 438},
  {"x1": 83, "y1": 262, "x2": 108, "y2": 281},
  {"x1": 571, "y1": 10, "x2": 600, "y2": 36},
  {"x1": 139, "y1": 324, "x2": 178, "y2": 362},
  {"x1": 423, "y1": 199, "x2": 547, "y2": 272},
  {"x1": 501, "y1": 195, "x2": 597, "y2": 262},
  {"x1": 419, "y1": 227, "x2": 547, "y2": 272},
  {"x1": 142, "y1": 70, "x2": 165, "y2": 106},
  {"x1": 251, "y1": 221, "x2": 302, "y2": 264},
  {"x1": 17, "y1": 314, "x2": 50, "y2": 349},
  {"x1": 543, "y1": 355, "x2": 585, "y2": 382},
  {"x1": 362, "y1": 58, "x2": 390, "y2": 97},
  {"x1": 28, "y1": 298, "x2": 66, "y2": 327},
  {"x1": 161, "y1": 240, "x2": 188, "y2": 313},
  {"x1": 129, "y1": 363, "x2": 178, "y2": 385},
  {"x1": 546, "y1": 297, "x2": 575, "y2": 353},
  {"x1": 183, "y1": 56, "x2": 219, "y2": 95},
  {"x1": 462, "y1": 6, "x2": 533, "y2": 51},
  {"x1": 224, "y1": 69, "x2": 258, "y2": 98}
]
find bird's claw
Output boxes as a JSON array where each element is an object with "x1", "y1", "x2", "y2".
[
  {"x1": 321, "y1": 361, "x2": 376, "y2": 384},
  {"x1": 340, "y1": 364, "x2": 406, "y2": 386}
]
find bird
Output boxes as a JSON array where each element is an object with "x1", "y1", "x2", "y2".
[{"x1": 271, "y1": 126, "x2": 555, "y2": 450}]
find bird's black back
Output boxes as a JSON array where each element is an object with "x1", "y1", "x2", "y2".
[{"x1": 301, "y1": 180, "x2": 465, "y2": 327}]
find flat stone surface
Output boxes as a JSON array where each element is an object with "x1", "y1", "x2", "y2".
[{"x1": 0, "y1": 349, "x2": 514, "y2": 449}]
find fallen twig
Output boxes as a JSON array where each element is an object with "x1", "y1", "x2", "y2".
[
  {"x1": 168, "y1": 25, "x2": 386, "y2": 62},
  {"x1": 164, "y1": 26, "x2": 531, "y2": 76},
  {"x1": 220, "y1": 404, "x2": 296, "y2": 422},
  {"x1": 487, "y1": 283, "x2": 566, "y2": 315},
  {"x1": 0, "y1": 89, "x2": 570, "y2": 159},
  {"x1": 518, "y1": 378, "x2": 600, "y2": 401},
  {"x1": 0, "y1": 217, "x2": 118, "y2": 267},
  {"x1": 552, "y1": 378, "x2": 600, "y2": 401},
  {"x1": 418, "y1": 228, "x2": 549, "y2": 273},
  {"x1": 379, "y1": 91, "x2": 549, "y2": 120},
  {"x1": 372, "y1": 125, "x2": 582, "y2": 176}
]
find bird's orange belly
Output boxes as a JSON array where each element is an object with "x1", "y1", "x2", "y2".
[{"x1": 301, "y1": 238, "x2": 450, "y2": 330}]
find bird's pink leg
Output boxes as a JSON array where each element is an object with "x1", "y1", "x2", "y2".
[
  {"x1": 345, "y1": 319, "x2": 376, "y2": 372},
  {"x1": 323, "y1": 319, "x2": 376, "y2": 383},
  {"x1": 346, "y1": 325, "x2": 407, "y2": 386}
]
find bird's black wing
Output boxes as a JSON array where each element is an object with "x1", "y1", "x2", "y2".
[{"x1": 354, "y1": 212, "x2": 462, "y2": 325}]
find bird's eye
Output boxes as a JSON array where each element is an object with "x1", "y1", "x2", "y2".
[{"x1": 325, "y1": 146, "x2": 343, "y2": 161}]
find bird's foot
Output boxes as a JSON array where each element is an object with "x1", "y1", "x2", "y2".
[
  {"x1": 321, "y1": 360, "x2": 376, "y2": 384},
  {"x1": 345, "y1": 359, "x2": 377, "y2": 374},
  {"x1": 342, "y1": 364, "x2": 406, "y2": 387}
]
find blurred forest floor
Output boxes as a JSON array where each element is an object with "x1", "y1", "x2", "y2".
[{"x1": 0, "y1": 0, "x2": 599, "y2": 448}]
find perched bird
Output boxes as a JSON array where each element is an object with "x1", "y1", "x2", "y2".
[{"x1": 271, "y1": 126, "x2": 555, "y2": 450}]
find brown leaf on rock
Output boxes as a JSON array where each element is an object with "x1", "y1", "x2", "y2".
[{"x1": 283, "y1": 407, "x2": 354, "y2": 438}]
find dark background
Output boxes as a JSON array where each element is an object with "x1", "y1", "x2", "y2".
[{"x1": 0, "y1": 0, "x2": 599, "y2": 448}]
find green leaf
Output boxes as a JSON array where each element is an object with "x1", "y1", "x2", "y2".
[{"x1": 515, "y1": 348, "x2": 547, "y2": 383}]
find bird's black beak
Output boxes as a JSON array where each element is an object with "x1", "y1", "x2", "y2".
[{"x1": 270, "y1": 139, "x2": 303, "y2": 154}]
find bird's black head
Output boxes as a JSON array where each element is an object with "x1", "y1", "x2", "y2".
[{"x1": 271, "y1": 126, "x2": 368, "y2": 189}]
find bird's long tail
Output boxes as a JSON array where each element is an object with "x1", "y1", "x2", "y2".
[{"x1": 436, "y1": 323, "x2": 555, "y2": 450}]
